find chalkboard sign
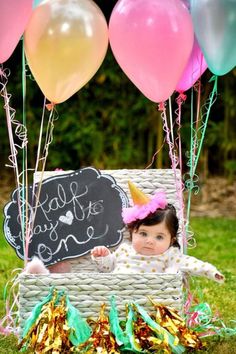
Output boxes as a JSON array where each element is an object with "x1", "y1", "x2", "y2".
[{"x1": 4, "y1": 167, "x2": 129, "y2": 266}]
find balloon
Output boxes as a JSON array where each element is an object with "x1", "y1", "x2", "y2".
[
  {"x1": 0, "y1": 1, "x2": 32, "y2": 63},
  {"x1": 33, "y1": 0, "x2": 43, "y2": 8},
  {"x1": 176, "y1": 37, "x2": 208, "y2": 92},
  {"x1": 109, "y1": 0, "x2": 194, "y2": 103},
  {"x1": 190, "y1": 0, "x2": 236, "y2": 76},
  {"x1": 24, "y1": 0, "x2": 108, "y2": 104},
  {"x1": 181, "y1": 0, "x2": 190, "y2": 9}
]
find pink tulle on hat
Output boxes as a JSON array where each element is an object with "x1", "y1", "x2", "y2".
[{"x1": 122, "y1": 181, "x2": 167, "y2": 223}]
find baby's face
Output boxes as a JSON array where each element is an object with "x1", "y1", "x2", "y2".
[{"x1": 132, "y1": 221, "x2": 172, "y2": 256}]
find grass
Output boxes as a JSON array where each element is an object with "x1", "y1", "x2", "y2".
[
  {"x1": 0, "y1": 215, "x2": 236, "y2": 353},
  {"x1": 186, "y1": 218, "x2": 236, "y2": 353}
]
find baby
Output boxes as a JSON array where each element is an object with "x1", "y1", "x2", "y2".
[{"x1": 91, "y1": 183, "x2": 224, "y2": 283}]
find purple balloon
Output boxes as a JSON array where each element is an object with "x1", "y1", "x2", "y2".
[{"x1": 176, "y1": 37, "x2": 207, "y2": 93}]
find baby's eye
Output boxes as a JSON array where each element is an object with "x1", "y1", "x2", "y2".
[
  {"x1": 139, "y1": 231, "x2": 147, "y2": 237},
  {"x1": 156, "y1": 235, "x2": 164, "y2": 240}
]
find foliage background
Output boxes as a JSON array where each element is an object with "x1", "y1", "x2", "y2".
[{"x1": 0, "y1": 28, "x2": 236, "y2": 179}]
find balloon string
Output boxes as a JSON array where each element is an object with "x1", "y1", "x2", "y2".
[
  {"x1": 35, "y1": 97, "x2": 47, "y2": 173},
  {"x1": 145, "y1": 139, "x2": 165, "y2": 169},
  {"x1": 26, "y1": 97, "x2": 47, "y2": 262},
  {"x1": 185, "y1": 76, "x2": 218, "y2": 235},
  {"x1": 186, "y1": 50, "x2": 205, "y2": 156},
  {"x1": 192, "y1": 82, "x2": 202, "y2": 169},
  {"x1": 168, "y1": 97, "x2": 175, "y2": 148},
  {"x1": 185, "y1": 87, "x2": 198, "y2": 239},
  {"x1": 182, "y1": 87, "x2": 199, "y2": 247},
  {"x1": 0, "y1": 68, "x2": 20, "y2": 174},
  {"x1": 175, "y1": 93, "x2": 187, "y2": 175},
  {"x1": 174, "y1": 93, "x2": 188, "y2": 250},
  {"x1": 21, "y1": 40, "x2": 28, "y2": 264},
  {"x1": 1, "y1": 61, "x2": 58, "y2": 262},
  {"x1": 29, "y1": 96, "x2": 47, "y2": 211},
  {"x1": 193, "y1": 75, "x2": 218, "y2": 176},
  {"x1": 158, "y1": 99, "x2": 186, "y2": 250},
  {"x1": 0, "y1": 68, "x2": 28, "y2": 159},
  {"x1": 0, "y1": 66, "x2": 26, "y2": 249},
  {"x1": 159, "y1": 101, "x2": 178, "y2": 169},
  {"x1": 0, "y1": 269, "x2": 22, "y2": 337},
  {"x1": 169, "y1": 96, "x2": 187, "y2": 251},
  {"x1": 184, "y1": 287, "x2": 236, "y2": 338},
  {"x1": 25, "y1": 105, "x2": 58, "y2": 261}
]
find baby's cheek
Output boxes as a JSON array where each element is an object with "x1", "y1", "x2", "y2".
[
  {"x1": 156, "y1": 243, "x2": 169, "y2": 254},
  {"x1": 132, "y1": 239, "x2": 142, "y2": 253}
]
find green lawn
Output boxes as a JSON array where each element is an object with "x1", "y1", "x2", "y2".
[{"x1": 0, "y1": 216, "x2": 235, "y2": 353}]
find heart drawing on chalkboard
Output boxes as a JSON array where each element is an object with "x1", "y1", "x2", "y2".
[{"x1": 59, "y1": 211, "x2": 74, "y2": 225}]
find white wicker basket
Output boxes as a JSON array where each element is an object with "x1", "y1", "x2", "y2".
[{"x1": 19, "y1": 169, "x2": 184, "y2": 333}]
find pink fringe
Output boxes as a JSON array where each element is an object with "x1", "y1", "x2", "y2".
[{"x1": 122, "y1": 191, "x2": 167, "y2": 223}]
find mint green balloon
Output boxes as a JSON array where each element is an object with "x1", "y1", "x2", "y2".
[
  {"x1": 33, "y1": 0, "x2": 43, "y2": 8},
  {"x1": 190, "y1": 0, "x2": 236, "y2": 75}
]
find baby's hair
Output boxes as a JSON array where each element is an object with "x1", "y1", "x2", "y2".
[{"x1": 126, "y1": 203, "x2": 180, "y2": 248}]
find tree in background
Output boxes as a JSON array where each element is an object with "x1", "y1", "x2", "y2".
[{"x1": 0, "y1": 3, "x2": 236, "y2": 179}]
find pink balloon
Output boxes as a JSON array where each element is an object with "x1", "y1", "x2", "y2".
[
  {"x1": 176, "y1": 37, "x2": 208, "y2": 92},
  {"x1": 0, "y1": 0, "x2": 33, "y2": 63},
  {"x1": 109, "y1": 0, "x2": 194, "y2": 103}
]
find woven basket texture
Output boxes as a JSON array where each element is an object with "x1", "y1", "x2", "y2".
[{"x1": 19, "y1": 169, "x2": 184, "y2": 332}]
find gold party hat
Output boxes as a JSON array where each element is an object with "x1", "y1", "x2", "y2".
[{"x1": 128, "y1": 180, "x2": 150, "y2": 206}]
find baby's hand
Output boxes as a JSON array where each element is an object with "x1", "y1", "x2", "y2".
[
  {"x1": 215, "y1": 272, "x2": 225, "y2": 282},
  {"x1": 91, "y1": 246, "x2": 110, "y2": 257}
]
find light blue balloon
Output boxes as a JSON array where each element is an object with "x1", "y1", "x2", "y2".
[
  {"x1": 190, "y1": 0, "x2": 236, "y2": 75},
  {"x1": 33, "y1": 0, "x2": 43, "y2": 8}
]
